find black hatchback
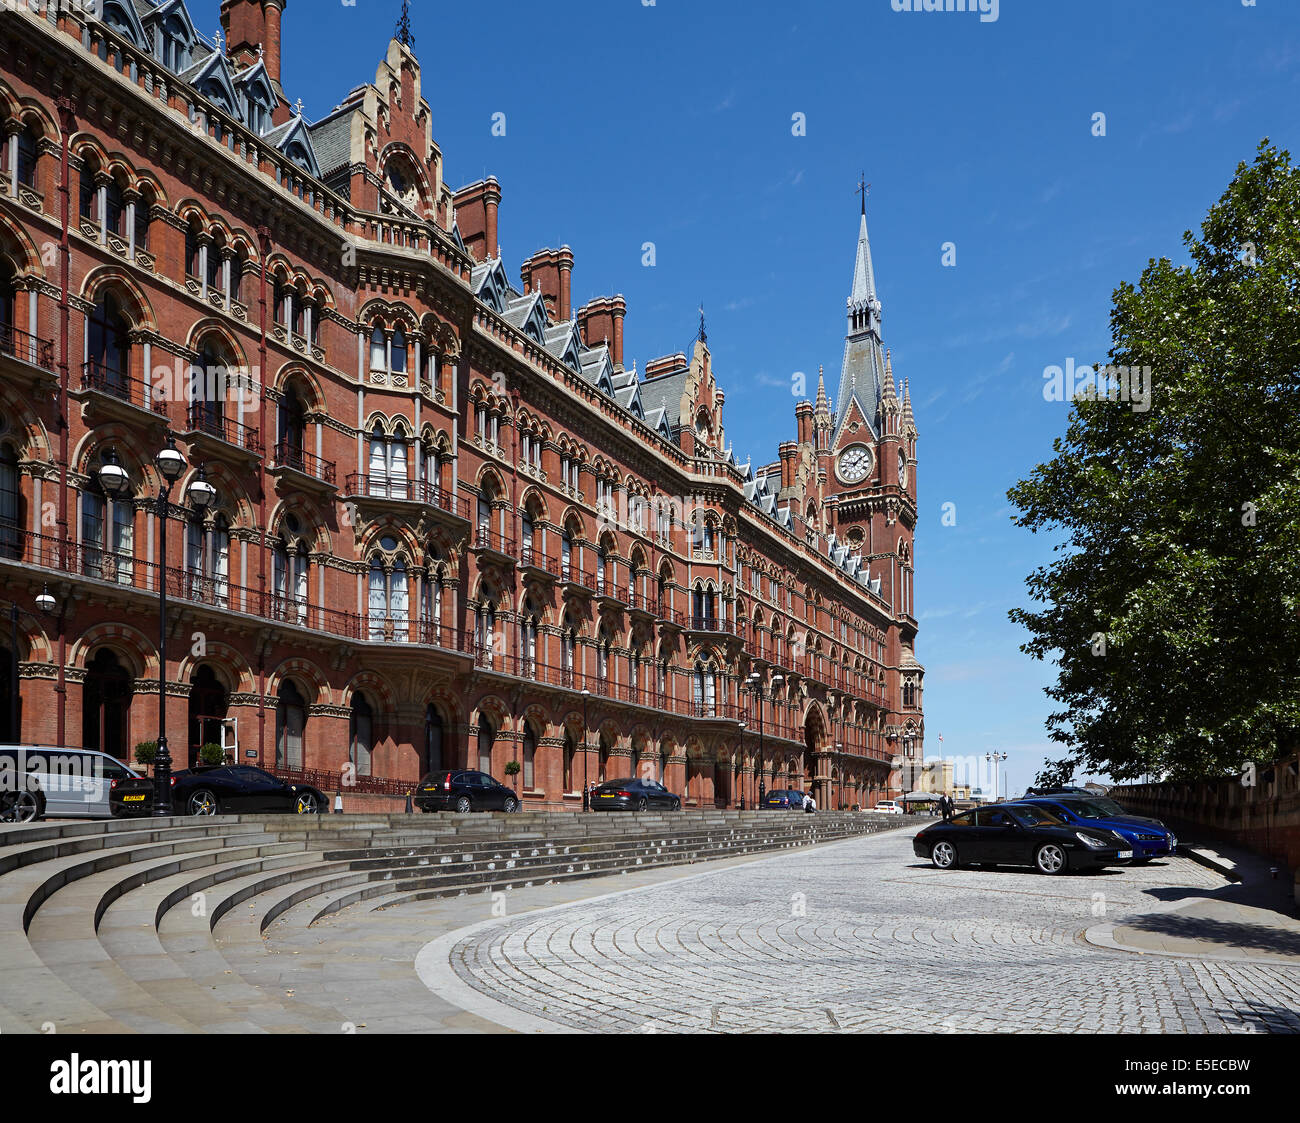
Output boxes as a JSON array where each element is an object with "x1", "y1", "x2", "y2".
[
  {"x1": 170, "y1": 764, "x2": 326, "y2": 816},
  {"x1": 763, "y1": 789, "x2": 807, "y2": 810},
  {"x1": 590, "y1": 778, "x2": 682, "y2": 812},
  {"x1": 415, "y1": 770, "x2": 519, "y2": 813}
]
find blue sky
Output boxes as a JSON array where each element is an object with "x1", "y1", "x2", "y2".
[{"x1": 199, "y1": 0, "x2": 1298, "y2": 794}]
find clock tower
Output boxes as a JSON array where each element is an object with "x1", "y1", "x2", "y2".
[{"x1": 825, "y1": 199, "x2": 919, "y2": 628}]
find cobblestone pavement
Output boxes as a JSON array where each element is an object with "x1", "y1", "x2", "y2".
[{"x1": 441, "y1": 831, "x2": 1300, "y2": 1033}]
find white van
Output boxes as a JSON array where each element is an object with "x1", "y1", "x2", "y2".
[{"x1": 0, "y1": 746, "x2": 146, "y2": 821}]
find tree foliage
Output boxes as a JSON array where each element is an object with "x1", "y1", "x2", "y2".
[{"x1": 1008, "y1": 141, "x2": 1300, "y2": 783}]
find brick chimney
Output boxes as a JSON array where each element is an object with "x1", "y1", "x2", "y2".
[
  {"x1": 779, "y1": 442, "x2": 798, "y2": 491},
  {"x1": 644, "y1": 353, "x2": 687, "y2": 380},
  {"x1": 452, "y1": 178, "x2": 501, "y2": 264},
  {"x1": 221, "y1": 0, "x2": 287, "y2": 87},
  {"x1": 795, "y1": 400, "x2": 814, "y2": 446},
  {"x1": 577, "y1": 295, "x2": 627, "y2": 368},
  {"x1": 520, "y1": 245, "x2": 574, "y2": 322}
]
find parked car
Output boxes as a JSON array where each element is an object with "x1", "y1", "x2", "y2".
[
  {"x1": 589, "y1": 777, "x2": 682, "y2": 812},
  {"x1": 763, "y1": 789, "x2": 807, "y2": 810},
  {"x1": 414, "y1": 769, "x2": 520, "y2": 813},
  {"x1": 912, "y1": 802, "x2": 1134, "y2": 875},
  {"x1": 0, "y1": 746, "x2": 150, "y2": 822},
  {"x1": 1017, "y1": 795, "x2": 1177, "y2": 862},
  {"x1": 873, "y1": 800, "x2": 904, "y2": 815},
  {"x1": 170, "y1": 764, "x2": 325, "y2": 816},
  {"x1": 1023, "y1": 785, "x2": 1095, "y2": 796},
  {"x1": 108, "y1": 772, "x2": 155, "y2": 817}
]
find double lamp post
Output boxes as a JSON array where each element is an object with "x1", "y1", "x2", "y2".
[{"x1": 98, "y1": 435, "x2": 216, "y2": 817}]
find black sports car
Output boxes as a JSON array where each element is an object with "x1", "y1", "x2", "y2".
[
  {"x1": 589, "y1": 778, "x2": 682, "y2": 811},
  {"x1": 912, "y1": 802, "x2": 1133, "y2": 875},
  {"x1": 170, "y1": 764, "x2": 325, "y2": 816}
]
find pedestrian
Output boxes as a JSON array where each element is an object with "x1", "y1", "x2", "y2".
[
  {"x1": 943, "y1": 795, "x2": 954, "y2": 820},
  {"x1": 804, "y1": 789, "x2": 817, "y2": 814}
]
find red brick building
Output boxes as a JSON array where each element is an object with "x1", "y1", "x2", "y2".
[{"x1": 0, "y1": 0, "x2": 922, "y2": 810}]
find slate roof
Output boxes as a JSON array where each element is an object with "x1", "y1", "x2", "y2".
[{"x1": 309, "y1": 107, "x2": 355, "y2": 179}]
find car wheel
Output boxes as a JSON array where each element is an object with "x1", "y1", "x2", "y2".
[
  {"x1": 454, "y1": 795, "x2": 472, "y2": 814},
  {"x1": 187, "y1": 789, "x2": 218, "y2": 816},
  {"x1": 4, "y1": 790, "x2": 43, "y2": 823},
  {"x1": 636, "y1": 797, "x2": 649, "y2": 812},
  {"x1": 1035, "y1": 843, "x2": 1068, "y2": 875},
  {"x1": 931, "y1": 840, "x2": 957, "y2": 870},
  {"x1": 294, "y1": 791, "x2": 320, "y2": 815},
  {"x1": 503, "y1": 797, "x2": 518, "y2": 814},
  {"x1": 672, "y1": 799, "x2": 682, "y2": 811}
]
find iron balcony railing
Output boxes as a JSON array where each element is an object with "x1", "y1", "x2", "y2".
[
  {"x1": 271, "y1": 441, "x2": 336, "y2": 484},
  {"x1": 343, "y1": 474, "x2": 470, "y2": 520},
  {"x1": 81, "y1": 360, "x2": 169, "y2": 415},
  {"x1": 186, "y1": 404, "x2": 263, "y2": 454},
  {"x1": 0, "y1": 321, "x2": 54, "y2": 371}
]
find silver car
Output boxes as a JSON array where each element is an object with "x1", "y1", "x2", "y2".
[{"x1": 0, "y1": 745, "x2": 145, "y2": 822}]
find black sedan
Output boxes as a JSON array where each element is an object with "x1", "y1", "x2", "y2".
[
  {"x1": 912, "y1": 802, "x2": 1134, "y2": 875},
  {"x1": 414, "y1": 769, "x2": 519, "y2": 813},
  {"x1": 170, "y1": 764, "x2": 325, "y2": 816},
  {"x1": 590, "y1": 778, "x2": 682, "y2": 812}
]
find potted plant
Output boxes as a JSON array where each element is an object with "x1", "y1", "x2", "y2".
[
  {"x1": 504, "y1": 759, "x2": 521, "y2": 789},
  {"x1": 133, "y1": 741, "x2": 158, "y2": 776},
  {"x1": 198, "y1": 742, "x2": 225, "y2": 767}
]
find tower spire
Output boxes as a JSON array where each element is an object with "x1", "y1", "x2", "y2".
[{"x1": 833, "y1": 194, "x2": 890, "y2": 442}]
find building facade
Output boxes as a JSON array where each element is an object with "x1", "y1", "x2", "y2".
[{"x1": 0, "y1": 0, "x2": 922, "y2": 810}]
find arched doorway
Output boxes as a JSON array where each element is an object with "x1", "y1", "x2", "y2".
[
  {"x1": 563, "y1": 729, "x2": 577, "y2": 792},
  {"x1": 83, "y1": 649, "x2": 132, "y2": 760},
  {"x1": 598, "y1": 731, "x2": 612, "y2": 782},
  {"x1": 350, "y1": 693, "x2": 374, "y2": 777},
  {"x1": 804, "y1": 708, "x2": 824, "y2": 802},
  {"x1": 476, "y1": 713, "x2": 494, "y2": 774},
  {"x1": 0, "y1": 643, "x2": 15, "y2": 743},
  {"x1": 187, "y1": 665, "x2": 228, "y2": 769},
  {"x1": 423, "y1": 704, "x2": 444, "y2": 777},
  {"x1": 275, "y1": 680, "x2": 306, "y2": 769}
]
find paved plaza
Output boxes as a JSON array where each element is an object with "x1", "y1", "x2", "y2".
[{"x1": 405, "y1": 831, "x2": 1300, "y2": 1033}]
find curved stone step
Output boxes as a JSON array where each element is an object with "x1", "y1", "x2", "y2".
[
  {"x1": 24, "y1": 840, "x2": 301, "y2": 1034},
  {"x1": 98, "y1": 851, "x2": 355, "y2": 1032},
  {"x1": 0, "y1": 826, "x2": 286, "y2": 1033}
]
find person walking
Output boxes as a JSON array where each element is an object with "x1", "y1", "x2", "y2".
[
  {"x1": 941, "y1": 794, "x2": 953, "y2": 820},
  {"x1": 803, "y1": 789, "x2": 817, "y2": 814}
]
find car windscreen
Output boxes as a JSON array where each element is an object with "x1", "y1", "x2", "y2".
[
  {"x1": 1007, "y1": 804, "x2": 1064, "y2": 828},
  {"x1": 1059, "y1": 798, "x2": 1120, "y2": 819}
]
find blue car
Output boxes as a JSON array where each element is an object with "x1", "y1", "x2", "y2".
[{"x1": 1018, "y1": 795, "x2": 1177, "y2": 862}]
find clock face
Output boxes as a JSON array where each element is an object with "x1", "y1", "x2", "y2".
[
  {"x1": 836, "y1": 444, "x2": 873, "y2": 484},
  {"x1": 898, "y1": 448, "x2": 908, "y2": 487}
]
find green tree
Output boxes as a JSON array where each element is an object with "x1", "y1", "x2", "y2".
[{"x1": 1008, "y1": 141, "x2": 1300, "y2": 783}]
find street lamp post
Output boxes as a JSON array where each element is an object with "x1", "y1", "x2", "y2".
[
  {"x1": 744, "y1": 671, "x2": 782, "y2": 809},
  {"x1": 984, "y1": 751, "x2": 1008, "y2": 800},
  {"x1": 101, "y1": 439, "x2": 215, "y2": 818},
  {"x1": 581, "y1": 688, "x2": 590, "y2": 812}
]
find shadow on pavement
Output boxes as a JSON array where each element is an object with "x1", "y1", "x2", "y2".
[{"x1": 1125, "y1": 911, "x2": 1300, "y2": 959}]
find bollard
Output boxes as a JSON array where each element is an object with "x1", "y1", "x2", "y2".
[
  {"x1": 333, "y1": 791, "x2": 343, "y2": 815},
  {"x1": 405, "y1": 789, "x2": 414, "y2": 815}
]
